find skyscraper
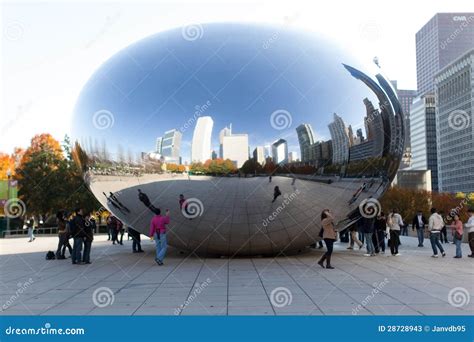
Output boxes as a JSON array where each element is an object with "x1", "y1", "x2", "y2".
[
  {"x1": 191, "y1": 116, "x2": 214, "y2": 163},
  {"x1": 222, "y1": 134, "x2": 249, "y2": 168},
  {"x1": 161, "y1": 129, "x2": 182, "y2": 164},
  {"x1": 296, "y1": 124, "x2": 315, "y2": 162},
  {"x1": 409, "y1": 94, "x2": 438, "y2": 191},
  {"x1": 435, "y1": 49, "x2": 474, "y2": 193},
  {"x1": 416, "y1": 13, "x2": 474, "y2": 96},
  {"x1": 155, "y1": 137, "x2": 163, "y2": 154},
  {"x1": 288, "y1": 151, "x2": 298, "y2": 163},
  {"x1": 271, "y1": 139, "x2": 288, "y2": 165},
  {"x1": 219, "y1": 125, "x2": 232, "y2": 158},
  {"x1": 328, "y1": 113, "x2": 350, "y2": 165},
  {"x1": 253, "y1": 146, "x2": 265, "y2": 165}
]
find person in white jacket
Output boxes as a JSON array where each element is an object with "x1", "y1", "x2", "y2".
[
  {"x1": 428, "y1": 208, "x2": 446, "y2": 258},
  {"x1": 466, "y1": 208, "x2": 474, "y2": 258}
]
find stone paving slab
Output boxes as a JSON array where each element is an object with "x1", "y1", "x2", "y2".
[{"x1": 0, "y1": 234, "x2": 472, "y2": 315}]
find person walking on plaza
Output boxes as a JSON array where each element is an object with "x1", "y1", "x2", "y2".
[
  {"x1": 449, "y1": 214, "x2": 464, "y2": 258},
  {"x1": 439, "y1": 211, "x2": 449, "y2": 243},
  {"x1": 56, "y1": 211, "x2": 72, "y2": 259},
  {"x1": 106, "y1": 215, "x2": 115, "y2": 242},
  {"x1": 465, "y1": 208, "x2": 474, "y2": 258},
  {"x1": 71, "y1": 208, "x2": 86, "y2": 265},
  {"x1": 428, "y1": 208, "x2": 445, "y2": 258},
  {"x1": 118, "y1": 220, "x2": 125, "y2": 245},
  {"x1": 387, "y1": 209, "x2": 403, "y2": 256},
  {"x1": 82, "y1": 214, "x2": 94, "y2": 264},
  {"x1": 26, "y1": 215, "x2": 36, "y2": 242},
  {"x1": 128, "y1": 227, "x2": 144, "y2": 253},
  {"x1": 412, "y1": 210, "x2": 427, "y2": 247},
  {"x1": 347, "y1": 225, "x2": 363, "y2": 250},
  {"x1": 374, "y1": 211, "x2": 386, "y2": 254},
  {"x1": 318, "y1": 209, "x2": 337, "y2": 269},
  {"x1": 149, "y1": 208, "x2": 170, "y2": 265},
  {"x1": 362, "y1": 216, "x2": 376, "y2": 257},
  {"x1": 272, "y1": 186, "x2": 281, "y2": 203}
]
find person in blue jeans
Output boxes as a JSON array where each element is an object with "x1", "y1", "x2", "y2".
[
  {"x1": 361, "y1": 216, "x2": 376, "y2": 256},
  {"x1": 149, "y1": 208, "x2": 170, "y2": 265},
  {"x1": 70, "y1": 208, "x2": 86, "y2": 265},
  {"x1": 449, "y1": 214, "x2": 464, "y2": 258},
  {"x1": 412, "y1": 211, "x2": 427, "y2": 247},
  {"x1": 428, "y1": 208, "x2": 445, "y2": 258}
]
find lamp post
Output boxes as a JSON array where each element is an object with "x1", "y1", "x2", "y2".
[{"x1": 6, "y1": 169, "x2": 12, "y2": 232}]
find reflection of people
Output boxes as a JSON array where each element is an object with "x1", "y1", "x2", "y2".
[
  {"x1": 291, "y1": 176, "x2": 296, "y2": 185},
  {"x1": 272, "y1": 186, "x2": 281, "y2": 203},
  {"x1": 26, "y1": 216, "x2": 36, "y2": 242},
  {"x1": 149, "y1": 208, "x2": 170, "y2": 266},
  {"x1": 269, "y1": 175, "x2": 272, "y2": 183},
  {"x1": 138, "y1": 189, "x2": 160, "y2": 215},
  {"x1": 109, "y1": 192, "x2": 130, "y2": 213},
  {"x1": 318, "y1": 209, "x2": 337, "y2": 269}
]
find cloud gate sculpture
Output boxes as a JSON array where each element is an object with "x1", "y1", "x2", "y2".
[{"x1": 72, "y1": 23, "x2": 404, "y2": 256}]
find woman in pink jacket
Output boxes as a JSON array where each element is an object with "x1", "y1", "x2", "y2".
[{"x1": 449, "y1": 214, "x2": 464, "y2": 258}]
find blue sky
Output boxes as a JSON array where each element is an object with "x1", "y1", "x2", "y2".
[{"x1": 71, "y1": 23, "x2": 377, "y2": 163}]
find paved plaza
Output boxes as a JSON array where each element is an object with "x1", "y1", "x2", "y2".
[{"x1": 0, "y1": 234, "x2": 472, "y2": 316}]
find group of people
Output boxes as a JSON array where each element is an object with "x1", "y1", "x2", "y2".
[{"x1": 316, "y1": 206, "x2": 474, "y2": 269}]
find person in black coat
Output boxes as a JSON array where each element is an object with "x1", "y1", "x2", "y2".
[
  {"x1": 71, "y1": 208, "x2": 86, "y2": 265},
  {"x1": 128, "y1": 227, "x2": 144, "y2": 253},
  {"x1": 412, "y1": 210, "x2": 427, "y2": 247},
  {"x1": 83, "y1": 214, "x2": 94, "y2": 264}
]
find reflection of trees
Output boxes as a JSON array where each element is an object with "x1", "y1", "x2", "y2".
[
  {"x1": 190, "y1": 159, "x2": 237, "y2": 175},
  {"x1": 240, "y1": 159, "x2": 263, "y2": 174}
]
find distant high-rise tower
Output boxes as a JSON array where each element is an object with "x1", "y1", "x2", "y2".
[
  {"x1": 191, "y1": 116, "x2": 214, "y2": 163},
  {"x1": 222, "y1": 134, "x2": 249, "y2": 168},
  {"x1": 296, "y1": 124, "x2": 316, "y2": 163},
  {"x1": 409, "y1": 94, "x2": 438, "y2": 191},
  {"x1": 161, "y1": 129, "x2": 182, "y2": 164},
  {"x1": 253, "y1": 146, "x2": 265, "y2": 165},
  {"x1": 272, "y1": 139, "x2": 288, "y2": 164},
  {"x1": 435, "y1": 49, "x2": 474, "y2": 193},
  {"x1": 328, "y1": 113, "x2": 350, "y2": 165},
  {"x1": 416, "y1": 13, "x2": 474, "y2": 96},
  {"x1": 219, "y1": 125, "x2": 232, "y2": 158},
  {"x1": 155, "y1": 137, "x2": 163, "y2": 154}
]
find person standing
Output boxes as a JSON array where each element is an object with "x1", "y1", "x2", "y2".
[
  {"x1": 387, "y1": 209, "x2": 403, "y2": 256},
  {"x1": 412, "y1": 210, "x2": 427, "y2": 247},
  {"x1": 71, "y1": 208, "x2": 86, "y2": 265},
  {"x1": 439, "y1": 211, "x2": 449, "y2": 243},
  {"x1": 118, "y1": 220, "x2": 124, "y2": 245},
  {"x1": 272, "y1": 186, "x2": 282, "y2": 203},
  {"x1": 82, "y1": 214, "x2": 94, "y2": 264},
  {"x1": 466, "y1": 208, "x2": 474, "y2": 258},
  {"x1": 374, "y1": 212, "x2": 386, "y2": 254},
  {"x1": 128, "y1": 227, "x2": 144, "y2": 253},
  {"x1": 347, "y1": 225, "x2": 363, "y2": 250},
  {"x1": 362, "y1": 216, "x2": 376, "y2": 257},
  {"x1": 106, "y1": 216, "x2": 115, "y2": 242},
  {"x1": 318, "y1": 209, "x2": 337, "y2": 269},
  {"x1": 149, "y1": 208, "x2": 170, "y2": 265},
  {"x1": 449, "y1": 214, "x2": 464, "y2": 258},
  {"x1": 269, "y1": 175, "x2": 272, "y2": 183},
  {"x1": 56, "y1": 211, "x2": 72, "y2": 259},
  {"x1": 428, "y1": 208, "x2": 446, "y2": 258},
  {"x1": 26, "y1": 215, "x2": 36, "y2": 242}
]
